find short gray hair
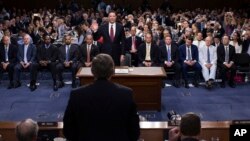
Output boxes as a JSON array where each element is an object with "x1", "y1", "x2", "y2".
[
  {"x1": 91, "y1": 54, "x2": 114, "y2": 79},
  {"x1": 16, "y1": 119, "x2": 39, "y2": 141}
]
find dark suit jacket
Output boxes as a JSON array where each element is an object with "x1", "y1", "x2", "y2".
[
  {"x1": 17, "y1": 44, "x2": 37, "y2": 63},
  {"x1": 0, "y1": 43, "x2": 18, "y2": 64},
  {"x1": 37, "y1": 44, "x2": 58, "y2": 62},
  {"x1": 63, "y1": 79, "x2": 140, "y2": 141},
  {"x1": 159, "y1": 43, "x2": 179, "y2": 64},
  {"x1": 217, "y1": 44, "x2": 236, "y2": 65},
  {"x1": 138, "y1": 43, "x2": 159, "y2": 65},
  {"x1": 58, "y1": 44, "x2": 78, "y2": 63},
  {"x1": 179, "y1": 44, "x2": 199, "y2": 63},
  {"x1": 79, "y1": 44, "x2": 99, "y2": 64},
  {"x1": 93, "y1": 23, "x2": 126, "y2": 65},
  {"x1": 242, "y1": 39, "x2": 250, "y2": 54},
  {"x1": 125, "y1": 36, "x2": 142, "y2": 53}
]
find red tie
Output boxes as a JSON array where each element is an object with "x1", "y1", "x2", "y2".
[
  {"x1": 132, "y1": 36, "x2": 136, "y2": 49},
  {"x1": 87, "y1": 45, "x2": 91, "y2": 63},
  {"x1": 110, "y1": 24, "x2": 114, "y2": 42}
]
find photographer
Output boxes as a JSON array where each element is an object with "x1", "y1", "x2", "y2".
[{"x1": 168, "y1": 113, "x2": 201, "y2": 141}]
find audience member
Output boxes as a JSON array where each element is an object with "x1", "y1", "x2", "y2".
[
  {"x1": 63, "y1": 54, "x2": 140, "y2": 141},
  {"x1": 168, "y1": 112, "x2": 201, "y2": 141},
  {"x1": 16, "y1": 118, "x2": 39, "y2": 141}
]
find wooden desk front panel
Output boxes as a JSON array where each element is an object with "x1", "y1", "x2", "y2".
[{"x1": 80, "y1": 76, "x2": 162, "y2": 111}]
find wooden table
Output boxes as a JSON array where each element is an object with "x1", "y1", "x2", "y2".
[
  {"x1": 0, "y1": 121, "x2": 231, "y2": 141},
  {"x1": 76, "y1": 67, "x2": 166, "y2": 111}
]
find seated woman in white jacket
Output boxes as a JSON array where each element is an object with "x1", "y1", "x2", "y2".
[{"x1": 199, "y1": 36, "x2": 217, "y2": 89}]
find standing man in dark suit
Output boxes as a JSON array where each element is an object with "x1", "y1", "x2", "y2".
[
  {"x1": 37, "y1": 35, "x2": 59, "y2": 91},
  {"x1": 0, "y1": 36, "x2": 18, "y2": 89},
  {"x1": 138, "y1": 33, "x2": 159, "y2": 67},
  {"x1": 79, "y1": 34, "x2": 99, "y2": 67},
  {"x1": 179, "y1": 36, "x2": 202, "y2": 88},
  {"x1": 14, "y1": 34, "x2": 38, "y2": 91},
  {"x1": 159, "y1": 35, "x2": 181, "y2": 88},
  {"x1": 217, "y1": 35, "x2": 236, "y2": 88},
  {"x1": 92, "y1": 11, "x2": 126, "y2": 66},
  {"x1": 125, "y1": 26, "x2": 143, "y2": 67},
  {"x1": 56, "y1": 35, "x2": 79, "y2": 88},
  {"x1": 63, "y1": 54, "x2": 140, "y2": 141}
]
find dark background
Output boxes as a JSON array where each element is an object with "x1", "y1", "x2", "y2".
[{"x1": 1, "y1": 0, "x2": 250, "y2": 10}]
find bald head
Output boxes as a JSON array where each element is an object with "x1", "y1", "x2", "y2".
[
  {"x1": 205, "y1": 36, "x2": 212, "y2": 47},
  {"x1": 2, "y1": 36, "x2": 10, "y2": 45},
  {"x1": 23, "y1": 34, "x2": 31, "y2": 45},
  {"x1": 16, "y1": 119, "x2": 38, "y2": 141}
]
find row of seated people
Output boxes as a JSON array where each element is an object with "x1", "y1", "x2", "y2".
[
  {"x1": 0, "y1": 31, "x2": 249, "y2": 91},
  {"x1": 0, "y1": 33, "x2": 99, "y2": 91},
  {"x1": 126, "y1": 31, "x2": 249, "y2": 89}
]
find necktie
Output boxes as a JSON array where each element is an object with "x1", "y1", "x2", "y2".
[
  {"x1": 187, "y1": 47, "x2": 191, "y2": 60},
  {"x1": 132, "y1": 36, "x2": 136, "y2": 51},
  {"x1": 225, "y1": 46, "x2": 229, "y2": 63},
  {"x1": 66, "y1": 45, "x2": 69, "y2": 61},
  {"x1": 24, "y1": 46, "x2": 28, "y2": 63},
  {"x1": 167, "y1": 46, "x2": 171, "y2": 61},
  {"x1": 5, "y1": 45, "x2": 8, "y2": 62},
  {"x1": 110, "y1": 24, "x2": 114, "y2": 42},
  {"x1": 198, "y1": 41, "x2": 200, "y2": 48},
  {"x1": 87, "y1": 45, "x2": 91, "y2": 63},
  {"x1": 207, "y1": 47, "x2": 210, "y2": 63}
]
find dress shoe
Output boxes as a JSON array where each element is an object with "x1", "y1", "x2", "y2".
[
  {"x1": 193, "y1": 81, "x2": 199, "y2": 87},
  {"x1": 173, "y1": 80, "x2": 180, "y2": 88},
  {"x1": 220, "y1": 82, "x2": 225, "y2": 88},
  {"x1": 53, "y1": 84, "x2": 58, "y2": 91},
  {"x1": 14, "y1": 81, "x2": 21, "y2": 88},
  {"x1": 30, "y1": 84, "x2": 37, "y2": 91},
  {"x1": 229, "y1": 82, "x2": 236, "y2": 88},
  {"x1": 184, "y1": 81, "x2": 189, "y2": 88},
  {"x1": 7, "y1": 82, "x2": 14, "y2": 89},
  {"x1": 72, "y1": 82, "x2": 77, "y2": 88},
  {"x1": 58, "y1": 81, "x2": 65, "y2": 88}
]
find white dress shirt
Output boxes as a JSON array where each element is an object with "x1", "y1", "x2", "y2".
[
  {"x1": 24, "y1": 44, "x2": 29, "y2": 63},
  {"x1": 145, "y1": 43, "x2": 151, "y2": 61},
  {"x1": 109, "y1": 23, "x2": 116, "y2": 37}
]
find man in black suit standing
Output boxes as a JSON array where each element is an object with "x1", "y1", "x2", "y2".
[
  {"x1": 217, "y1": 35, "x2": 236, "y2": 88},
  {"x1": 63, "y1": 54, "x2": 140, "y2": 141},
  {"x1": 37, "y1": 35, "x2": 59, "y2": 91},
  {"x1": 56, "y1": 35, "x2": 79, "y2": 88},
  {"x1": 138, "y1": 33, "x2": 159, "y2": 67},
  {"x1": 159, "y1": 35, "x2": 181, "y2": 88},
  {"x1": 125, "y1": 26, "x2": 143, "y2": 67},
  {"x1": 14, "y1": 34, "x2": 38, "y2": 91},
  {"x1": 0, "y1": 36, "x2": 18, "y2": 89},
  {"x1": 79, "y1": 34, "x2": 99, "y2": 67},
  {"x1": 92, "y1": 11, "x2": 126, "y2": 66}
]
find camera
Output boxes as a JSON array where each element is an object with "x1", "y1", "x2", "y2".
[{"x1": 167, "y1": 110, "x2": 181, "y2": 126}]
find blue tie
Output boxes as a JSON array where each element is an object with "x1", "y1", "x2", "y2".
[
  {"x1": 66, "y1": 45, "x2": 69, "y2": 61},
  {"x1": 5, "y1": 46, "x2": 8, "y2": 62},
  {"x1": 187, "y1": 47, "x2": 192, "y2": 60},
  {"x1": 207, "y1": 47, "x2": 210, "y2": 63},
  {"x1": 167, "y1": 46, "x2": 171, "y2": 61}
]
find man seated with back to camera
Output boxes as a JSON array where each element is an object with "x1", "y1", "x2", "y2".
[
  {"x1": 168, "y1": 112, "x2": 201, "y2": 141},
  {"x1": 16, "y1": 118, "x2": 39, "y2": 141}
]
